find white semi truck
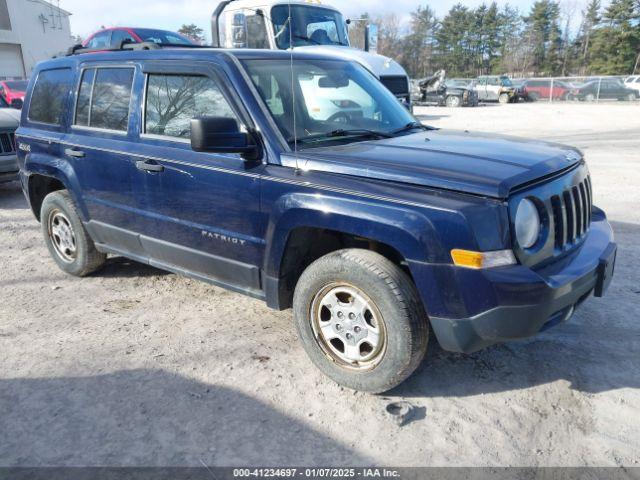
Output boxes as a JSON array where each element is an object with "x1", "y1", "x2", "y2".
[{"x1": 211, "y1": 0, "x2": 412, "y2": 111}]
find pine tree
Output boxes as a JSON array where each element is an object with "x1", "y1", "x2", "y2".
[{"x1": 588, "y1": 0, "x2": 639, "y2": 74}]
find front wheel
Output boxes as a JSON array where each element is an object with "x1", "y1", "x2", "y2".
[
  {"x1": 626, "y1": 93, "x2": 637, "y2": 102},
  {"x1": 445, "y1": 95, "x2": 461, "y2": 108},
  {"x1": 498, "y1": 93, "x2": 511, "y2": 104},
  {"x1": 585, "y1": 93, "x2": 596, "y2": 102},
  {"x1": 293, "y1": 249, "x2": 429, "y2": 393}
]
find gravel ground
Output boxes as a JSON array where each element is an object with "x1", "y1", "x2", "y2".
[{"x1": 1, "y1": 102, "x2": 639, "y2": 467}]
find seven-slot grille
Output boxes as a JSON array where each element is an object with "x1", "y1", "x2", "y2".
[
  {"x1": 550, "y1": 175, "x2": 593, "y2": 250},
  {"x1": 0, "y1": 131, "x2": 16, "y2": 155},
  {"x1": 380, "y1": 75, "x2": 410, "y2": 98}
]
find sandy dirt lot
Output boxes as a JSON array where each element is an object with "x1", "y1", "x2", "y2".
[{"x1": 1, "y1": 102, "x2": 639, "y2": 467}]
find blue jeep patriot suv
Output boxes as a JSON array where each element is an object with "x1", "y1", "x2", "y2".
[{"x1": 16, "y1": 45, "x2": 616, "y2": 392}]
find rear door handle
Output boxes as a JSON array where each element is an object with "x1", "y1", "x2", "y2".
[
  {"x1": 65, "y1": 148, "x2": 85, "y2": 158},
  {"x1": 136, "y1": 160, "x2": 164, "y2": 173}
]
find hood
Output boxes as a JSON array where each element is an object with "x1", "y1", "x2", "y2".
[
  {"x1": 0, "y1": 108, "x2": 20, "y2": 129},
  {"x1": 293, "y1": 45, "x2": 407, "y2": 78},
  {"x1": 287, "y1": 130, "x2": 583, "y2": 199}
]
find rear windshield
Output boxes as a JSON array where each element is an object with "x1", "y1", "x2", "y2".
[
  {"x1": 5, "y1": 80, "x2": 28, "y2": 90},
  {"x1": 133, "y1": 29, "x2": 193, "y2": 45},
  {"x1": 28, "y1": 68, "x2": 73, "y2": 125}
]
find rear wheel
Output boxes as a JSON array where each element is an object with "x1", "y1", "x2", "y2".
[
  {"x1": 445, "y1": 95, "x2": 461, "y2": 108},
  {"x1": 41, "y1": 190, "x2": 106, "y2": 277},
  {"x1": 626, "y1": 93, "x2": 637, "y2": 102},
  {"x1": 528, "y1": 92, "x2": 540, "y2": 102},
  {"x1": 293, "y1": 249, "x2": 429, "y2": 393},
  {"x1": 585, "y1": 93, "x2": 596, "y2": 102}
]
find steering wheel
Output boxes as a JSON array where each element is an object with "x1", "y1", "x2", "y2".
[{"x1": 327, "y1": 111, "x2": 351, "y2": 124}]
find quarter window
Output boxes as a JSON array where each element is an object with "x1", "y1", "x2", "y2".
[
  {"x1": 28, "y1": 68, "x2": 73, "y2": 125},
  {"x1": 144, "y1": 74, "x2": 237, "y2": 139},
  {"x1": 75, "y1": 67, "x2": 134, "y2": 132}
]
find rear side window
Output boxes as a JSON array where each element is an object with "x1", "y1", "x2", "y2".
[
  {"x1": 75, "y1": 67, "x2": 134, "y2": 132},
  {"x1": 28, "y1": 68, "x2": 73, "y2": 125},
  {"x1": 144, "y1": 74, "x2": 236, "y2": 139}
]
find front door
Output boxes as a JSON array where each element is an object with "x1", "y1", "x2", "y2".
[{"x1": 131, "y1": 61, "x2": 267, "y2": 296}]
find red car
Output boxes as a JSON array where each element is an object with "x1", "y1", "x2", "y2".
[
  {"x1": 82, "y1": 27, "x2": 195, "y2": 50},
  {"x1": 522, "y1": 79, "x2": 571, "y2": 101},
  {"x1": 0, "y1": 80, "x2": 29, "y2": 106}
]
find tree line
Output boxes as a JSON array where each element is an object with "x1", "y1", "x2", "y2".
[{"x1": 349, "y1": 0, "x2": 640, "y2": 79}]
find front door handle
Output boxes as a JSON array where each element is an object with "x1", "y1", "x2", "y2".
[
  {"x1": 136, "y1": 160, "x2": 164, "y2": 173},
  {"x1": 65, "y1": 148, "x2": 85, "y2": 158}
]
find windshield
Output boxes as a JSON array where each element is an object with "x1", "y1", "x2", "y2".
[
  {"x1": 271, "y1": 5, "x2": 348, "y2": 49},
  {"x1": 501, "y1": 77, "x2": 513, "y2": 87},
  {"x1": 133, "y1": 28, "x2": 193, "y2": 45},
  {"x1": 243, "y1": 58, "x2": 417, "y2": 149},
  {"x1": 5, "y1": 80, "x2": 28, "y2": 91}
]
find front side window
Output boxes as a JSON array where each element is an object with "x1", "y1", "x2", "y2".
[
  {"x1": 144, "y1": 74, "x2": 236, "y2": 139},
  {"x1": 246, "y1": 14, "x2": 269, "y2": 49},
  {"x1": 242, "y1": 59, "x2": 415, "y2": 148},
  {"x1": 271, "y1": 5, "x2": 348, "y2": 49},
  {"x1": 75, "y1": 67, "x2": 134, "y2": 132},
  {"x1": 28, "y1": 68, "x2": 73, "y2": 125}
]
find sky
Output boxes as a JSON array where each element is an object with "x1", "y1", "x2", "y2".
[{"x1": 58, "y1": 0, "x2": 544, "y2": 39}]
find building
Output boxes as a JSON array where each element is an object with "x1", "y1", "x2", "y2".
[{"x1": 0, "y1": 0, "x2": 73, "y2": 79}]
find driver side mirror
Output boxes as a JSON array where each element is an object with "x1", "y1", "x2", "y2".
[
  {"x1": 11, "y1": 98, "x2": 23, "y2": 110},
  {"x1": 191, "y1": 117, "x2": 260, "y2": 160}
]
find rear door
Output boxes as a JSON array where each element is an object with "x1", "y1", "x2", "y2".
[
  {"x1": 65, "y1": 64, "x2": 146, "y2": 256},
  {"x1": 130, "y1": 61, "x2": 266, "y2": 296}
]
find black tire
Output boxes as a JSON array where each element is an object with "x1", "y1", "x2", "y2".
[
  {"x1": 293, "y1": 249, "x2": 429, "y2": 393},
  {"x1": 40, "y1": 190, "x2": 106, "y2": 277},
  {"x1": 626, "y1": 93, "x2": 637, "y2": 102},
  {"x1": 529, "y1": 92, "x2": 540, "y2": 102}
]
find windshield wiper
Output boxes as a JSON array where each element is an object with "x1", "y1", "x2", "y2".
[
  {"x1": 390, "y1": 122, "x2": 435, "y2": 135},
  {"x1": 292, "y1": 34, "x2": 321, "y2": 45},
  {"x1": 289, "y1": 129, "x2": 394, "y2": 145}
]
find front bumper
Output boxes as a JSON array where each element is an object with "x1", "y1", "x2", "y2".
[
  {"x1": 409, "y1": 209, "x2": 615, "y2": 353},
  {"x1": 0, "y1": 154, "x2": 18, "y2": 183}
]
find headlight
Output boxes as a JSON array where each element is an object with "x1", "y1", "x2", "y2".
[{"x1": 515, "y1": 198, "x2": 541, "y2": 249}]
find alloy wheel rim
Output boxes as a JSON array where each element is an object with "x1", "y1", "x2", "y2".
[
  {"x1": 48, "y1": 209, "x2": 77, "y2": 263},
  {"x1": 310, "y1": 283, "x2": 386, "y2": 371}
]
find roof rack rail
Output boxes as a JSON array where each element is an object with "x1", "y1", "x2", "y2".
[{"x1": 65, "y1": 40, "x2": 210, "y2": 57}]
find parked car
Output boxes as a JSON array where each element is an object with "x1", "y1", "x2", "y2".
[
  {"x1": 523, "y1": 79, "x2": 571, "y2": 101},
  {"x1": 0, "y1": 94, "x2": 20, "y2": 183},
  {"x1": 624, "y1": 75, "x2": 640, "y2": 94},
  {"x1": 417, "y1": 71, "x2": 478, "y2": 107},
  {"x1": 569, "y1": 78, "x2": 639, "y2": 102},
  {"x1": 0, "y1": 80, "x2": 28, "y2": 108},
  {"x1": 16, "y1": 46, "x2": 616, "y2": 393},
  {"x1": 475, "y1": 75, "x2": 518, "y2": 103},
  {"x1": 82, "y1": 27, "x2": 194, "y2": 50}
]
